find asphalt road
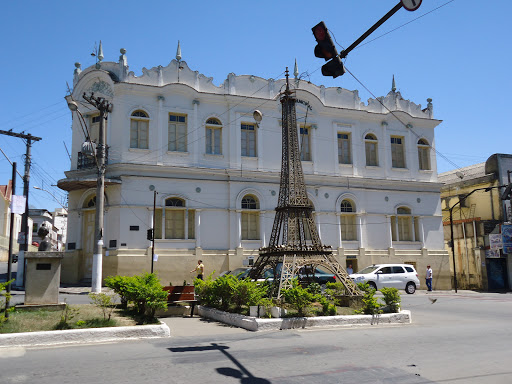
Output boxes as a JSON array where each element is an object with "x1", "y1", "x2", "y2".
[{"x1": 1, "y1": 286, "x2": 511, "y2": 383}]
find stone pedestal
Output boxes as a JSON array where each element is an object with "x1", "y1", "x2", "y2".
[{"x1": 24, "y1": 252, "x2": 64, "y2": 305}]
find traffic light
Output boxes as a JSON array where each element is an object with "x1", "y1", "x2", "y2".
[
  {"x1": 312, "y1": 21, "x2": 345, "y2": 78},
  {"x1": 147, "y1": 228, "x2": 154, "y2": 241}
]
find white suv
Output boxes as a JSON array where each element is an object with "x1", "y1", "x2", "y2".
[{"x1": 349, "y1": 264, "x2": 420, "y2": 294}]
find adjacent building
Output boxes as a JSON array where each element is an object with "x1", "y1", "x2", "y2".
[
  {"x1": 439, "y1": 153, "x2": 512, "y2": 291},
  {"x1": 58, "y1": 47, "x2": 450, "y2": 288}
]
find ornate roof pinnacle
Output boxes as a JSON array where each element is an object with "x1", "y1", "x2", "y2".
[{"x1": 176, "y1": 40, "x2": 182, "y2": 62}]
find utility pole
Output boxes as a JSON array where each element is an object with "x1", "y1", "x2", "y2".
[
  {"x1": 81, "y1": 92, "x2": 113, "y2": 293},
  {"x1": 0, "y1": 130, "x2": 42, "y2": 287},
  {"x1": 5, "y1": 162, "x2": 16, "y2": 318}
]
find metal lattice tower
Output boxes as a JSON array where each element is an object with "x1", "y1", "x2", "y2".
[{"x1": 250, "y1": 69, "x2": 360, "y2": 297}]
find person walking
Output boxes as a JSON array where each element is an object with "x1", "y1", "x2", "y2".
[
  {"x1": 191, "y1": 260, "x2": 204, "y2": 280},
  {"x1": 426, "y1": 265, "x2": 433, "y2": 291}
]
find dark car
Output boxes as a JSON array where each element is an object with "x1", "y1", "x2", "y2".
[
  {"x1": 298, "y1": 266, "x2": 336, "y2": 287},
  {"x1": 12, "y1": 253, "x2": 18, "y2": 263}
]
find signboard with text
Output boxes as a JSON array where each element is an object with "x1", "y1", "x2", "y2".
[
  {"x1": 502, "y1": 224, "x2": 512, "y2": 254},
  {"x1": 489, "y1": 234, "x2": 503, "y2": 249}
]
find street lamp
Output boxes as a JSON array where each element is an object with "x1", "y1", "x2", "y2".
[
  {"x1": 448, "y1": 185, "x2": 505, "y2": 293},
  {"x1": 33, "y1": 186, "x2": 68, "y2": 213},
  {"x1": 67, "y1": 94, "x2": 112, "y2": 293}
]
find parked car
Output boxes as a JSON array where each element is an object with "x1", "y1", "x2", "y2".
[
  {"x1": 349, "y1": 264, "x2": 420, "y2": 294},
  {"x1": 298, "y1": 266, "x2": 336, "y2": 287},
  {"x1": 219, "y1": 267, "x2": 275, "y2": 281},
  {"x1": 12, "y1": 253, "x2": 18, "y2": 263}
]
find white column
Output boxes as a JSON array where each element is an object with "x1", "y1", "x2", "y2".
[
  {"x1": 337, "y1": 213, "x2": 343, "y2": 248},
  {"x1": 236, "y1": 210, "x2": 242, "y2": 248},
  {"x1": 157, "y1": 96, "x2": 164, "y2": 164},
  {"x1": 357, "y1": 215, "x2": 363, "y2": 248},
  {"x1": 192, "y1": 100, "x2": 200, "y2": 164},
  {"x1": 195, "y1": 209, "x2": 201, "y2": 248},
  {"x1": 260, "y1": 211, "x2": 266, "y2": 248},
  {"x1": 418, "y1": 216, "x2": 425, "y2": 246},
  {"x1": 387, "y1": 215, "x2": 394, "y2": 248},
  {"x1": 311, "y1": 124, "x2": 318, "y2": 173}
]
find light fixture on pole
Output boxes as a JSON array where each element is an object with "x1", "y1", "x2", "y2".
[
  {"x1": 67, "y1": 93, "x2": 112, "y2": 293},
  {"x1": 33, "y1": 186, "x2": 68, "y2": 213}
]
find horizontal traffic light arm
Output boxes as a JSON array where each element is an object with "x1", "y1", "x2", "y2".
[{"x1": 340, "y1": 2, "x2": 403, "y2": 59}]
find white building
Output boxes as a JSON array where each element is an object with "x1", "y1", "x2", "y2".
[{"x1": 58, "y1": 47, "x2": 450, "y2": 288}]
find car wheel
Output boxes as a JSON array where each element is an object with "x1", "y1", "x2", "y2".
[
  {"x1": 406, "y1": 282, "x2": 416, "y2": 294},
  {"x1": 368, "y1": 281, "x2": 377, "y2": 291}
]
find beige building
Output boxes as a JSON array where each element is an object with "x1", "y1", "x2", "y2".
[{"x1": 439, "y1": 153, "x2": 512, "y2": 291}]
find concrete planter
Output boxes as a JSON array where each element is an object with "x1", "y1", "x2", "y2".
[
  {"x1": 197, "y1": 306, "x2": 411, "y2": 332},
  {"x1": 270, "y1": 306, "x2": 287, "y2": 318},
  {"x1": 249, "y1": 306, "x2": 266, "y2": 317}
]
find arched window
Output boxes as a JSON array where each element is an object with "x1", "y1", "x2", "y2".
[
  {"x1": 391, "y1": 206, "x2": 419, "y2": 242},
  {"x1": 130, "y1": 110, "x2": 149, "y2": 149},
  {"x1": 206, "y1": 118, "x2": 222, "y2": 155},
  {"x1": 340, "y1": 199, "x2": 356, "y2": 241},
  {"x1": 417, "y1": 138, "x2": 431, "y2": 170},
  {"x1": 241, "y1": 195, "x2": 260, "y2": 240},
  {"x1": 365, "y1": 134, "x2": 378, "y2": 166},
  {"x1": 156, "y1": 197, "x2": 195, "y2": 240},
  {"x1": 391, "y1": 136, "x2": 406, "y2": 168}
]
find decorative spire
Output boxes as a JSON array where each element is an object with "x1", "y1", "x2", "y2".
[
  {"x1": 176, "y1": 40, "x2": 182, "y2": 61},
  {"x1": 391, "y1": 74, "x2": 396, "y2": 92},
  {"x1": 294, "y1": 59, "x2": 299, "y2": 79},
  {"x1": 98, "y1": 41, "x2": 104, "y2": 62},
  {"x1": 285, "y1": 67, "x2": 290, "y2": 93}
]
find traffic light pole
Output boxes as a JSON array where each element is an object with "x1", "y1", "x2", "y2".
[
  {"x1": 151, "y1": 190, "x2": 156, "y2": 273},
  {"x1": 340, "y1": 2, "x2": 403, "y2": 59}
]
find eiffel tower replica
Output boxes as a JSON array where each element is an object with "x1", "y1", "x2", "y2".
[{"x1": 250, "y1": 69, "x2": 361, "y2": 298}]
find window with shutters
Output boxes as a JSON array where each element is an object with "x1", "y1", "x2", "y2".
[
  {"x1": 162, "y1": 198, "x2": 195, "y2": 240},
  {"x1": 206, "y1": 118, "x2": 222, "y2": 155},
  {"x1": 299, "y1": 125, "x2": 311, "y2": 161},
  {"x1": 241, "y1": 123, "x2": 257, "y2": 157},
  {"x1": 417, "y1": 138, "x2": 431, "y2": 170},
  {"x1": 391, "y1": 136, "x2": 405, "y2": 168},
  {"x1": 168, "y1": 113, "x2": 187, "y2": 152},
  {"x1": 340, "y1": 199, "x2": 357, "y2": 240},
  {"x1": 241, "y1": 195, "x2": 260, "y2": 240},
  {"x1": 130, "y1": 110, "x2": 149, "y2": 149},
  {"x1": 337, "y1": 133, "x2": 351, "y2": 164},
  {"x1": 365, "y1": 133, "x2": 378, "y2": 166}
]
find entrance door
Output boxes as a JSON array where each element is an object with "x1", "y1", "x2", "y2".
[
  {"x1": 82, "y1": 210, "x2": 95, "y2": 279},
  {"x1": 486, "y1": 258, "x2": 509, "y2": 291}
]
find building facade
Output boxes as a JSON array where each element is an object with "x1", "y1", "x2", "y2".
[
  {"x1": 58, "y1": 48, "x2": 449, "y2": 288},
  {"x1": 439, "y1": 153, "x2": 512, "y2": 291}
]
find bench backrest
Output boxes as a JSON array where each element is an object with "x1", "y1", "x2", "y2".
[{"x1": 163, "y1": 285, "x2": 196, "y2": 302}]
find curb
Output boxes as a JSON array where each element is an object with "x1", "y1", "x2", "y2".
[
  {"x1": 197, "y1": 306, "x2": 412, "y2": 331},
  {"x1": 0, "y1": 321, "x2": 170, "y2": 348}
]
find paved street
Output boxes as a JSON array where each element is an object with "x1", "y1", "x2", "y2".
[{"x1": 1, "y1": 272, "x2": 512, "y2": 384}]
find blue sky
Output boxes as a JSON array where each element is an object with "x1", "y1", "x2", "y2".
[{"x1": 2, "y1": 0, "x2": 510, "y2": 212}]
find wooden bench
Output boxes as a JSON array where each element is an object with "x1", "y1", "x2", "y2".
[{"x1": 163, "y1": 286, "x2": 198, "y2": 317}]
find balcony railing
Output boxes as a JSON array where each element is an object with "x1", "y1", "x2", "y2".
[{"x1": 77, "y1": 147, "x2": 109, "y2": 170}]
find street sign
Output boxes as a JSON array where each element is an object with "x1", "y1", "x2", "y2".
[{"x1": 401, "y1": 0, "x2": 422, "y2": 11}]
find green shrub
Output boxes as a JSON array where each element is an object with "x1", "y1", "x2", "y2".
[
  {"x1": 88, "y1": 292, "x2": 118, "y2": 321},
  {"x1": 233, "y1": 278, "x2": 268, "y2": 311},
  {"x1": 380, "y1": 287, "x2": 401, "y2": 313},
  {"x1": 355, "y1": 282, "x2": 381, "y2": 315},
  {"x1": 307, "y1": 282, "x2": 322, "y2": 295},
  {"x1": 105, "y1": 273, "x2": 167, "y2": 321},
  {"x1": 104, "y1": 275, "x2": 135, "y2": 308},
  {"x1": 194, "y1": 274, "x2": 220, "y2": 308},
  {"x1": 282, "y1": 279, "x2": 315, "y2": 317},
  {"x1": 55, "y1": 300, "x2": 80, "y2": 329},
  {"x1": 0, "y1": 279, "x2": 14, "y2": 323}
]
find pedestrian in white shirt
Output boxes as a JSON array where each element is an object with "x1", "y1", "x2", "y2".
[{"x1": 426, "y1": 265, "x2": 433, "y2": 291}]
